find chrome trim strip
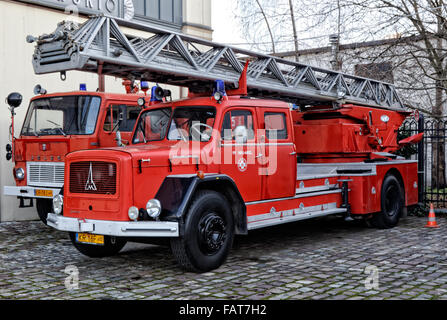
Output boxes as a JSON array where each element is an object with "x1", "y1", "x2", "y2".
[
  {"x1": 222, "y1": 143, "x2": 294, "y2": 147},
  {"x1": 3, "y1": 186, "x2": 61, "y2": 199},
  {"x1": 245, "y1": 189, "x2": 342, "y2": 206},
  {"x1": 248, "y1": 203, "x2": 347, "y2": 230},
  {"x1": 297, "y1": 174, "x2": 342, "y2": 180},
  {"x1": 170, "y1": 155, "x2": 199, "y2": 159},
  {"x1": 248, "y1": 202, "x2": 338, "y2": 222},
  {"x1": 167, "y1": 173, "x2": 219, "y2": 178},
  {"x1": 295, "y1": 184, "x2": 339, "y2": 194}
]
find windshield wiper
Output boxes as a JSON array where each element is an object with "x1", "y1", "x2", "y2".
[
  {"x1": 22, "y1": 125, "x2": 39, "y2": 137},
  {"x1": 47, "y1": 120, "x2": 67, "y2": 136}
]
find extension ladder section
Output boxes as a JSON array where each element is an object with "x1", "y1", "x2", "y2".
[{"x1": 29, "y1": 15, "x2": 404, "y2": 110}]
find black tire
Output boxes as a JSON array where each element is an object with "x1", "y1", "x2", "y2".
[
  {"x1": 371, "y1": 174, "x2": 404, "y2": 229},
  {"x1": 36, "y1": 199, "x2": 53, "y2": 225},
  {"x1": 69, "y1": 232, "x2": 127, "y2": 258},
  {"x1": 170, "y1": 190, "x2": 234, "y2": 272}
]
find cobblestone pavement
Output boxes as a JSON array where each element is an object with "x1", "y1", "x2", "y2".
[{"x1": 1, "y1": 215, "x2": 447, "y2": 300}]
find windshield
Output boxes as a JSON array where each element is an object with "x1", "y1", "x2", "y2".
[
  {"x1": 21, "y1": 96, "x2": 101, "y2": 136},
  {"x1": 132, "y1": 106, "x2": 216, "y2": 144},
  {"x1": 133, "y1": 108, "x2": 172, "y2": 144}
]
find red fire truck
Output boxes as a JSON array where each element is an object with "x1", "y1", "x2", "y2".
[
  {"x1": 4, "y1": 81, "x2": 148, "y2": 224},
  {"x1": 30, "y1": 16, "x2": 422, "y2": 272}
]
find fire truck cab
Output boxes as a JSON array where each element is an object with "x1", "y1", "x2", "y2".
[
  {"x1": 46, "y1": 85, "x2": 419, "y2": 272},
  {"x1": 4, "y1": 87, "x2": 145, "y2": 224}
]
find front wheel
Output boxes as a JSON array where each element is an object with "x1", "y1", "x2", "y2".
[
  {"x1": 170, "y1": 191, "x2": 234, "y2": 272},
  {"x1": 371, "y1": 174, "x2": 404, "y2": 229},
  {"x1": 36, "y1": 199, "x2": 53, "y2": 225},
  {"x1": 69, "y1": 233, "x2": 127, "y2": 258}
]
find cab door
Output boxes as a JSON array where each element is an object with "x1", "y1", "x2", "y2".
[
  {"x1": 219, "y1": 107, "x2": 262, "y2": 202},
  {"x1": 257, "y1": 108, "x2": 297, "y2": 200}
]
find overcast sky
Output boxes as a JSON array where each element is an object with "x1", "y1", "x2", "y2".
[{"x1": 211, "y1": 0, "x2": 246, "y2": 47}]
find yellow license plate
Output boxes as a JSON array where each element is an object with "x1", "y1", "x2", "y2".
[
  {"x1": 35, "y1": 189, "x2": 53, "y2": 197},
  {"x1": 76, "y1": 233, "x2": 105, "y2": 246}
]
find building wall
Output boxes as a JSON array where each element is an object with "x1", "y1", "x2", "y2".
[
  {"x1": 0, "y1": 0, "x2": 212, "y2": 221},
  {"x1": 182, "y1": 0, "x2": 212, "y2": 40}
]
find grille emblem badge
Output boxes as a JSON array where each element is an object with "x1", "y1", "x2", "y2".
[{"x1": 85, "y1": 163, "x2": 97, "y2": 191}]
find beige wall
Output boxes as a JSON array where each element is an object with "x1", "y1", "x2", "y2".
[
  {"x1": 182, "y1": 0, "x2": 212, "y2": 40},
  {"x1": 0, "y1": 0, "x2": 212, "y2": 221}
]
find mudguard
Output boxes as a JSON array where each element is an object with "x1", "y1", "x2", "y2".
[{"x1": 156, "y1": 174, "x2": 247, "y2": 236}]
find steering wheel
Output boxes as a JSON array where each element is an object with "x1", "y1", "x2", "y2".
[{"x1": 191, "y1": 123, "x2": 213, "y2": 141}]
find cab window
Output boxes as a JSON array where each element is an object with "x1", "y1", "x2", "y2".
[
  {"x1": 133, "y1": 108, "x2": 172, "y2": 143},
  {"x1": 221, "y1": 110, "x2": 255, "y2": 141},
  {"x1": 167, "y1": 107, "x2": 216, "y2": 142},
  {"x1": 265, "y1": 112, "x2": 288, "y2": 140},
  {"x1": 104, "y1": 105, "x2": 140, "y2": 132}
]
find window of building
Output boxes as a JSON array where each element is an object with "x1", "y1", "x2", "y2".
[{"x1": 134, "y1": 0, "x2": 183, "y2": 26}]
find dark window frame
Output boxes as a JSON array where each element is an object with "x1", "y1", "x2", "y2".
[
  {"x1": 133, "y1": 0, "x2": 183, "y2": 30},
  {"x1": 221, "y1": 109, "x2": 256, "y2": 142},
  {"x1": 264, "y1": 112, "x2": 289, "y2": 141}
]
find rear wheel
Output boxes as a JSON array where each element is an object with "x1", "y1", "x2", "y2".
[
  {"x1": 69, "y1": 233, "x2": 127, "y2": 258},
  {"x1": 36, "y1": 199, "x2": 52, "y2": 225},
  {"x1": 170, "y1": 191, "x2": 234, "y2": 272},
  {"x1": 371, "y1": 174, "x2": 404, "y2": 229}
]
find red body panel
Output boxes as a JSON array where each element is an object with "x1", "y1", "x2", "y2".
[
  {"x1": 61, "y1": 95, "x2": 419, "y2": 224},
  {"x1": 64, "y1": 150, "x2": 133, "y2": 221},
  {"x1": 292, "y1": 105, "x2": 409, "y2": 161}
]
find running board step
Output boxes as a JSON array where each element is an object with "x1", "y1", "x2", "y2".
[{"x1": 247, "y1": 206, "x2": 347, "y2": 230}]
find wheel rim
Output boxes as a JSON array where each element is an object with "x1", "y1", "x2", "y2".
[
  {"x1": 384, "y1": 184, "x2": 400, "y2": 217},
  {"x1": 198, "y1": 212, "x2": 227, "y2": 255}
]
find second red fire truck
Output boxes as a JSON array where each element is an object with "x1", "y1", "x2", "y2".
[{"x1": 4, "y1": 81, "x2": 149, "y2": 224}]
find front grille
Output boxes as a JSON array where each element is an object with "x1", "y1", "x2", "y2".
[
  {"x1": 27, "y1": 162, "x2": 64, "y2": 187},
  {"x1": 69, "y1": 161, "x2": 117, "y2": 195}
]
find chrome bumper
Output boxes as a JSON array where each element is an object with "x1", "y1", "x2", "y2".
[
  {"x1": 46, "y1": 213, "x2": 179, "y2": 238},
  {"x1": 3, "y1": 186, "x2": 61, "y2": 199}
]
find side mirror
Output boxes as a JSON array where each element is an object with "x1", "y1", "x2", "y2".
[
  {"x1": 116, "y1": 131, "x2": 125, "y2": 147},
  {"x1": 6, "y1": 92, "x2": 22, "y2": 109},
  {"x1": 234, "y1": 125, "x2": 248, "y2": 144}
]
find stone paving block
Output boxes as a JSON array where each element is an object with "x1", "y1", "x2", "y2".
[{"x1": 1, "y1": 217, "x2": 447, "y2": 300}]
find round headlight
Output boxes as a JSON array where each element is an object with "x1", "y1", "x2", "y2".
[
  {"x1": 15, "y1": 168, "x2": 25, "y2": 180},
  {"x1": 146, "y1": 199, "x2": 162, "y2": 219},
  {"x1": 128, "y1": 206, "x2": 139, "y2": 221},
  {"x1": 53, "y1": 194, "x2": 63, "y2": 215}
]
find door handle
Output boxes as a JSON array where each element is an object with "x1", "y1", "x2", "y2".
[
  {"x1": 256, "y1": 154, "x2": 263, "y2": 159},
  {"x1": 290, "y1": 152, "x2": 297, "y2": 155}
]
